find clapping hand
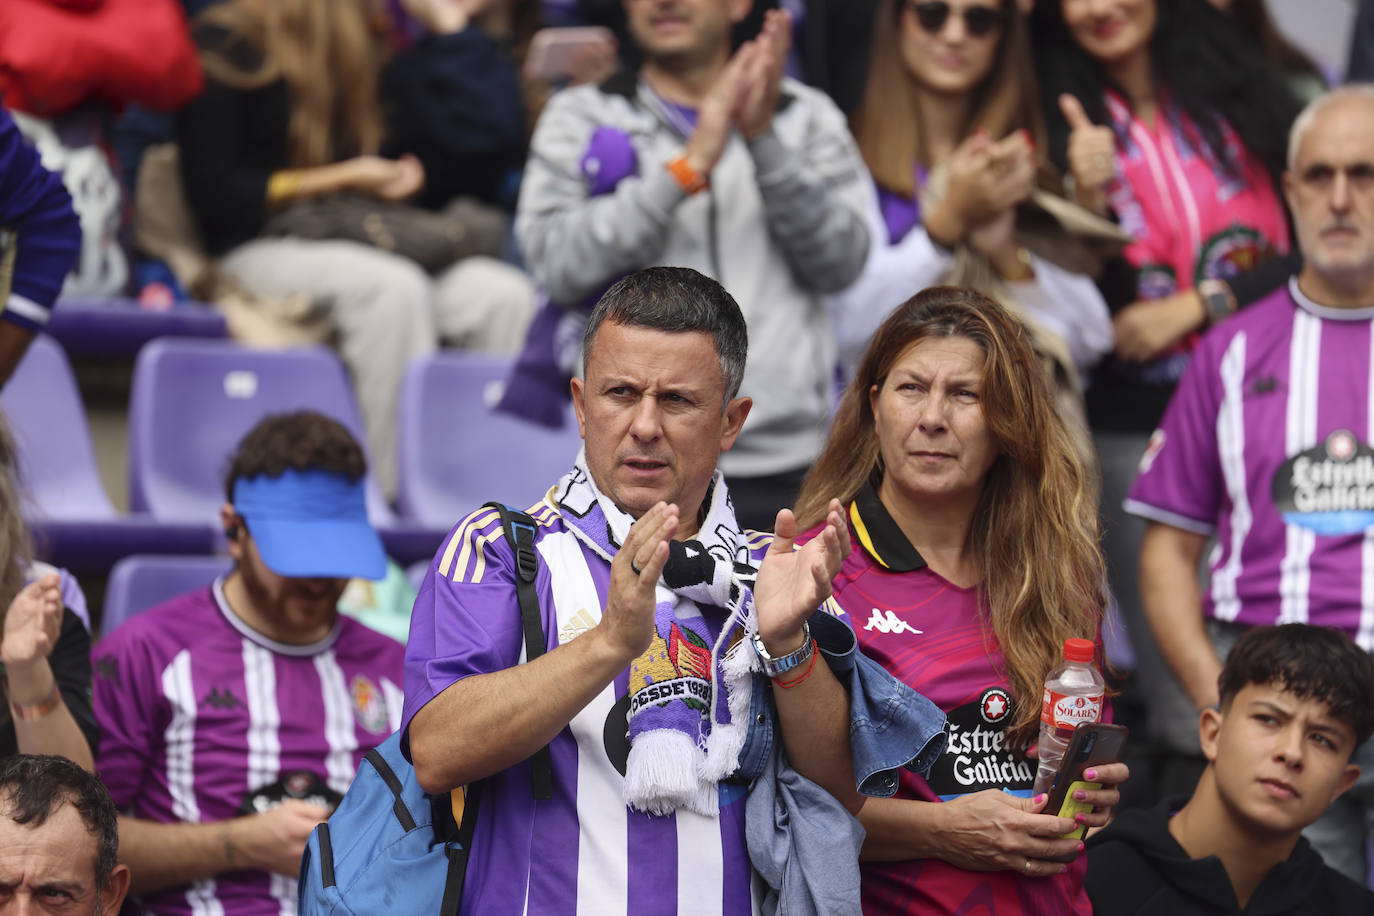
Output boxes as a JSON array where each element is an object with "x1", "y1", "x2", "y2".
[
  {"x1": 753, "y1": 499, "x2": 849, "y2": 653},
  {"x1": 735, "y1": 9, "x2": 791, "y2": 141},
  {"x1": 683, "y1": 10, "x2": 792, "y2": 174},
  {"x1": 597, "y1": 502, "x2": 678, "y2": 662}
]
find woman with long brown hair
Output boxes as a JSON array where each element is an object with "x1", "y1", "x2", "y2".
[
  {"x1": 177, "y1": 0, "x2": 535, "y2": 493},
  {"x1": 831, "y1": 0, "x2": 1112, "y2": 396},
  {"x1": 795, "y1": 286, "x2": 1127, "y2": 914}
]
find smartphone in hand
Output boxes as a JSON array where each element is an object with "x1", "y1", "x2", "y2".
[{"x1": 1042, "y1": 722, "x2": 1128, "y2": 861}]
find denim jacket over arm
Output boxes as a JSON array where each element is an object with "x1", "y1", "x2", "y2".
[
  {"x1": 742, "y1": 610, "x2": 947, "y2": 916},
  {"x1": 736, "y1": 609, "x2": 947, "y2": 789}
]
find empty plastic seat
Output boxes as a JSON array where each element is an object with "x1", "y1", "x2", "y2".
[
  {"x1": 395, "y1": 352, "x2": 583, "y2": 529},
  {"x1": 0, "y1": 335, "x2": 216, "y2": 572},
  {"x1": 127, "y1": 338, "x2": 445, "y2": 564},
  {"x1": 101, "y1": 553, "x2": 231, "y2": 635}
]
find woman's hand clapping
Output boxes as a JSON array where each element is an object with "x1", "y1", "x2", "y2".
[{"x1": 927, "y1": 130, "x2": 1035, "y2": 250}]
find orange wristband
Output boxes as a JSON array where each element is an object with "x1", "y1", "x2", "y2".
[
  {"x1": 10, "y1": 682, "x2": 62, "y2": 720},
  {"x1": 666, "y1": 155, "x2": 708, "y2": 195}
]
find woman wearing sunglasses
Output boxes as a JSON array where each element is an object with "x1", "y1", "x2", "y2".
[
  {"x1": 832, "y1": 0, "x2": 1113, "y2": 419},
  {"x1": 1029, "y1": 0, "x2": 1300, "y2": 792}
]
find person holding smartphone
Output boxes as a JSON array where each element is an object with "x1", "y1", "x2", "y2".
[
  {"x1": 1086, "y1": 624, "x2": 1374, "y2": 915},
  {"x1": 793, "y1": 286, "x2": 1129, "y2": 915}
]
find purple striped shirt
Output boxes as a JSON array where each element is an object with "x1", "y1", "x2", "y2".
[
  {"x1": 93, "y1": 579, "x2": 404, "y2": 916},
  {"x1": 403, "y1": 499, "x2": 762, "y2": 916},
  {"x1": 1126, "y1": 280, "x2": 1374, "y2": 645}
]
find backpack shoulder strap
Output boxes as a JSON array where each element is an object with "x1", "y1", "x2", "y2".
[
  {"x1": 480, "y1": 502, "x2": 553, "y2": 799},
  {"x1": 439, "y1": 782, "x2": 483, "y2": 916}
]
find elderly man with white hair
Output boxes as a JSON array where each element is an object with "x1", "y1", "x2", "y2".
[{"x1": 1126, "y1": 83, "x2": 1374, "y2": 883}]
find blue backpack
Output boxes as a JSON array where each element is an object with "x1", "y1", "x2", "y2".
[{"x1": 298, "y1": 503, "x2": 552, "y2": 915}]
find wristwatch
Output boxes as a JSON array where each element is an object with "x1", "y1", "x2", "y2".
[
  {"x1": 752, "y1": 620, "x2": 814, "y2": 678},
  {"x1": 1198, "y1": 278, "x2": 1236, "y2": 326}
]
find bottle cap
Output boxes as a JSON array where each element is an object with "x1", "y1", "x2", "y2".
[{"x1": 1063, "y1": 638, "x2": 1095, "y2": 663}]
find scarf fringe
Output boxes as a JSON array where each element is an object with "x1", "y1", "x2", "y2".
[{"x1": 625, "y1": 730, "x2": 719, "y2": 816}]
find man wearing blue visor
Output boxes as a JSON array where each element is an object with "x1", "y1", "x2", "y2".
[{"x1": 90, "y1": 410, "x2": 405, "y2": 916}]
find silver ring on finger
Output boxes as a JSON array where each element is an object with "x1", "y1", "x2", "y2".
[{"x1": 1023, "y1": 857, "x2": 1032, "y2": 875}]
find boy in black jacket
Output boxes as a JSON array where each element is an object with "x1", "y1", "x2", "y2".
[{"x1": 1087, "y1": 624, "x2": 1374, "y2": 915}]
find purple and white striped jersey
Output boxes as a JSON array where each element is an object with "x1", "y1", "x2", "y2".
[
  {"x1": 93, "y1": 579, "x2": 404, "y2": 916},
  {"x1": 403, "y1": 498, "x2": 765, "y2": 916},
  {"x1": 1125, "y1": 279, "x2": 1374, "y2": 647}
]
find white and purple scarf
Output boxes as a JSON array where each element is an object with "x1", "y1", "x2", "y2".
[{"x1": 555, "y1": 451, "x2": 762, "y2": 816}]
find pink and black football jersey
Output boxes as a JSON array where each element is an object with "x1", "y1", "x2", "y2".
[
  {"x1": 93, "y1": 579, "x2": 404, "y2": 916},
  {"x1": 804, "y1": 487, "x2": 1093, "y2": 915},
  {"x1": 1126, "y1": 280, "x2": 1374, "y2": 645}
]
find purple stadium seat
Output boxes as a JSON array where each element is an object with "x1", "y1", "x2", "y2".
[
  {"x1": 101, "y1": 554, "x2": 231, "y2": 636},
  {"x1": 0, "y1": 335, "x2": 217, "y2": 572},
  {"x1": 395, "y1": 352, "x2": 583, "y2": 528},
  {"x1": 127, "y1": 338, "x2": 445, "y2": 564},
  {"x1": 47, "y1": 297, "x2": 227, "y2": 359}
]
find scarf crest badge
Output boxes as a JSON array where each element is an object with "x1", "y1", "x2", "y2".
[{"x1": 556, "y1": 452, "x2": 762, "y2": 817}]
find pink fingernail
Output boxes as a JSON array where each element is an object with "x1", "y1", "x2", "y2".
[
  {"x1": 1084, "y1": 769, "x2": 1096, "y2": 780},
  {"x1": 1075, "y1": 813, "x2": 1087, "y2": 824},
  {"x1": 1078, "y1": 841, "x2": 1086, "y2": 852},
  {"x1": 1033, "y1": 793, "x2": 1045, "y2": 805},
  {"x1": 1074, "y1": 790, "x2": 1087, "y2": 801}
]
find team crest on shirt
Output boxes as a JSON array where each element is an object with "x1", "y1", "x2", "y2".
[
  {"x1": 350, "y1": 675, "x2": 389, "y2": 734},
  {"x1": 238, "y1": 769, "x2": 343, "y2": 816},
  {"x1": 1195, "y1": 226, "x2": 1272, "y2": 288},
  {"x1": 1272, "y1": 430, "x2": 1374, "y2": 536},
  {"x1": 979, "y1": 688, "x2": 1012, "y2": 725}
]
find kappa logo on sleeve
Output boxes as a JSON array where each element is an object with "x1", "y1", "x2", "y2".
[{"x1": 863, "y1": 608, "x2": 923, "y2": 636}]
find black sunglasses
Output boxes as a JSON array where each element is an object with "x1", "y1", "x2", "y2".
[{"x1": 907, "y1": 1, "x2": 1007, "y2": 38}]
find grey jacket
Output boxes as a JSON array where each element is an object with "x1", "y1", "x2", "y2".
[{"x1": 515, "y1": 71, "x2": 872, "y2": 476}]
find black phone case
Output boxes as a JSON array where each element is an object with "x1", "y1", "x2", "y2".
[{"x1": 1041, "y1": 722, "x2": 1129, "y2": 860}]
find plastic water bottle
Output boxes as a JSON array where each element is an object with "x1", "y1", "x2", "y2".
[{"x1": 1031, "y1": 637, "x2": 1105, "y2": 795}]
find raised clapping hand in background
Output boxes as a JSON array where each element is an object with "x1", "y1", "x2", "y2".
[
  {"x1": 683, "y1": 9, "x2": 792, "y2": 176},
  {"x1": 926, "y1": 130, "x2": 1035, "y2": 253}
]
